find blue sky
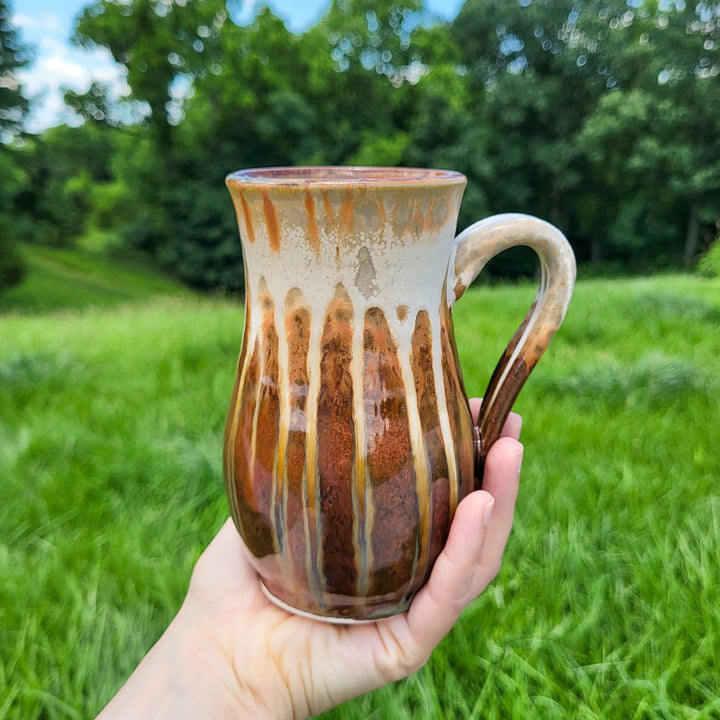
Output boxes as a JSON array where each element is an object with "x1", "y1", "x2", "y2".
[{"x1": 13, "y1": 0, "x2": 464, "y2": 132}]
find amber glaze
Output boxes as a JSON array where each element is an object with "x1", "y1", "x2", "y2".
[{"x1": 223, "y1": 167, "x2": 575, "y2": 621}]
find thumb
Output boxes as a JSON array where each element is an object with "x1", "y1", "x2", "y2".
[{"x1": 405, "y1": 489, "x2": 495, "y2": 651}]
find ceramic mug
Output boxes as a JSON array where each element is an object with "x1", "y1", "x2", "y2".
[{"x1": 223, "y1": 167, "x2": 575, "y2": 622}]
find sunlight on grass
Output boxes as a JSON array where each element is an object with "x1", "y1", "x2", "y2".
[{"x1": 1, "y1": 275, "x2": 719, "y2": 718}]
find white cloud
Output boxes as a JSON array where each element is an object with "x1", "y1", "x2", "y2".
[
  {"x1": 18, "y1": 40, "x2": 129, "y2": 132},
  {"x1": 11, "y1": 12, "x2": 60, "y2": 33},
  {"x1": 23, "y1": 91, "x2": 82, "y2": 133},
  {"x1": 35, "y1": 55, "x2": 91, "y2": 91}
]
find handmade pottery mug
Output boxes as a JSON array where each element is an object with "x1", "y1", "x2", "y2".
[{"x1": 223, "y1": 167, "x2": 575, "y2": 622}]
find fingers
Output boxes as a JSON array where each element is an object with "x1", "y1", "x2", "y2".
[
  {"x1": 405, "y1": 435, "x2": 522, "y2": 654},
  {"x1": 469, "y1": 397, "x2": 482, "y2": 424},
  {"x1": 473, "y1": 436, "x2": 522, "y2": 596},
  {"x1": 405, "y1": 490, "x2": 495, "y2": 651},
  {"x1": 468, "y1": 397, "x2": 522, "y2": 440},
  {"x1": 501, "y1": 412, "x2": 523, "y2": 440}
]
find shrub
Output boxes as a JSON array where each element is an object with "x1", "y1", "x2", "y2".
[
  {"x1": 0, "y1": 234, "x2": 26, "y2": 291},
  {"x1": 698, "y1": 238, "x2": 720, "y2": 279}
]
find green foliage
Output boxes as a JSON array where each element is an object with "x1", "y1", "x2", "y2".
[
  {"x1": 3, "y1": 0, "x2": 720, "y2": 291},
  {"x1": 0, "y1": 232, "x2": 25, "y2": 290},
  {"x1": 63, "y1": 81, "x2": 124, "y2": 126},
  {"x1": 73, "y1": 0, "x2": 230, "y2": 146},
  {"x1": 0, "y1": 148, "x2": 26, "y2": 289},
  {"x1": 697, "y1": 238, "x2": 720, "y2": 278},
  {"x1": 347, "y1": 130, "x2": 411, "y2": 165},
  {"x1": 0, "y1": 0, "x2": 31, "y2": 141},
  {"x1": 1, "y1": 275, "x2": 719, "y2": 718},
  {"x1": 12, "y1": 123, "x2": 120, "y2": 246},
  {"x1": 0, "y1": 0, "x2": 31, "y2": 287}
]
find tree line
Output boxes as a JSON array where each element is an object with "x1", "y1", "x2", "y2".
[{"x1": 1, "y1": 0, "x2": 719, "y2": 292}]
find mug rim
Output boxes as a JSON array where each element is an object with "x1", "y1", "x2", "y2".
[{"x1": 226, "y1": 165, "x2": 466, "y2": 188}]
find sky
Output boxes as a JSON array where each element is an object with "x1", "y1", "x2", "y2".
[{"x1": 13, "y1": 0, "x2": 465, "y2": 133}]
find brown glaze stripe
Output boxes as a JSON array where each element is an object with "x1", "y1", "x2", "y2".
[
  {"x1": 441, "y1": 313, "x2": 475, "y2": 499},
  {"x1": 350, "y1": 318, "x2": 368, "y2": 597},
  {"x1": 225, "y1": 293, "x2": 255, "y2": 527},
  {"x1": 322, "y1": 189, "x2": 336, "y2": 227},
  {"x1": 238, "y1": 191, "x2": 256, "y2": 245},
  {"x1": 351, "y1": 313, "x2": 369, "y2": 600},
  {"x1": 430, "y1": 313, "x2": 459, "y2": 513},
  {"x1": 282, "y1": 291, "x2": 311, "y2": 588},
  {"x1": 338, "y1": 188, "x2": 354, "y2": 236},
  {"x1": 362, "y1": 460, "x2": 375, "y2": 600},
  {"x1": 406, "y1": 309, "x2": 439, "y2": 598},
  {"x1": 317, "y1": 285, "x2": 357, "y2": 597},
  {"x1": 232, "y1": 342, "x2": 268, "y2": 554},
  {"x1": 440, "y1": 300, "x2": 475, "y2": 497},
  {"x1": 304, "y1": 188, "x2": 321, "y2": 255},
  {"x1": 248, "y1": 345, "x2": 264, "y2": 513},
  {"x1": 255, "y1": 283, "x2": 282, "y2": 559},
  {"x1": 396, "y1": 319, "x2": 431, "y2": 602},
  {"x1": 273, "y1": 300, "x2": 293, "y2": 580},
  {"x1": 364, "y1": 306, "x2": 415, "y2": 602},
  {"x1": 304, "y1": 313, "x2": 325, "y2": 605},
  {"x1": 249, "y1": 280, "x2": 272, "y2": 553},
  {"x1": 269, "y1": 421, "x2": 282, "y2": 558},
  {"x1": 262, "y1": 190, "x2": 281, "y2": 252}
]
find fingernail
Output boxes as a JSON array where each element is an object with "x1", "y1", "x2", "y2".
[
  {"x1": 516, "y1": 443, "x2": 524, "y2": 475},
  {"x1": 482, "y1": 497, "x2": 495, "y2": 527}
]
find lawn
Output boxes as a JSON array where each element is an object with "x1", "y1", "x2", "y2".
[
  {"x1": 0, "y1": 244, "x2": 188, "y2": 314},
  {"x1": 1, "y1": 273, "x2": 719, "y2": 718}
]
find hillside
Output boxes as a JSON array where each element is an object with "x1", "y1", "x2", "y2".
[{"x1": 0, "y1": 245, "x2": 189, "y2": 314}]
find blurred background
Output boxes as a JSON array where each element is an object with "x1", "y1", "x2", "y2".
[
  {"x1": 1, "y1": 0, "x2": 719, "y2": 304},
  {"x1": 1, "y1": 2, "x2": 720, "y2": 718}
]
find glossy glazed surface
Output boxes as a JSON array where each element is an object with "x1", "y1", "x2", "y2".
[
  {"x1": 223, "y1": 167, "x2": 576, "y2": 621},
  {"x1": 224, "y1": 169, "x2": 475, "y2": 620}
]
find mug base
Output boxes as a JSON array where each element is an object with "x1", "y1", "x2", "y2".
[{"x1": 259, "y1": 581, "x2": 406, "y2": 624}]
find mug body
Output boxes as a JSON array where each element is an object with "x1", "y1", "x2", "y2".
[{"x1": 224, "y1": 167, "x2": 475, "y2": 621}]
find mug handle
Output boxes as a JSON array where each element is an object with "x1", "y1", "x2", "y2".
[{"x1": 448, "y1": 213, "x2": 576, "y2": 483}]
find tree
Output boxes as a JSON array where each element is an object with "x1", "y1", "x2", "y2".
[
  {"x1": 0, "y1": 148, "x2": 26, "y2": 290},
  {"x1": 448, "y1": 0, "x2": 720, "y2": 269},
  {"x1": 0, "y1": 0, "x2": 32, "y2": 290},
  {"x1": 143, "y1": 6, "x2": 312, "y2": 290},
  {"x1": 12, "y1": 122, "x2": 119, "y2": 246},
  {"x1": 64, "y1": 81, "x2": 125, "y2": 127},
  {"x1": 0, "y1": 0, "x2": 30, "y2": 141},
  {"x1": 578, "y1": 0, "x2": 720, "y2": 267},
  {"x1": 446, "y1": 0, "x2": 610, "y2": 269},
  {"x1": 73, "y1": 0, "x2": 230, "y2": 149},
  {"x1": 45, "y1": 0, "x2": 717, "y2": 292}
]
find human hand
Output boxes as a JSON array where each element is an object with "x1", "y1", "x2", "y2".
[{"x1": 98, "y1": 400, "x2": 523, "y2": 720}]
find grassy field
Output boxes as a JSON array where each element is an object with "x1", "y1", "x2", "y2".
[
  {"x1": 1, "y1": 271, "x2": 719, "y2": 719},
  {"x1": 0, "y1": 244, "x2": 188, "y2": 314}
]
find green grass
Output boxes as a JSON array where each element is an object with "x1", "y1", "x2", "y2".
[
  {"x1": 1, "y1": 274, "x2": 719, "y2": 718},
  {"x1": 0, "y1": 244, "x2": 188, "y2": 314}
]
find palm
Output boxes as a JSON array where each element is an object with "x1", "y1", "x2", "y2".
[
  {"x1": 188, "y1": 403, "x2": 521, "y2": 719},
  {"x1": 189, "y1": 520, "x2": 418, "y2": 717}
]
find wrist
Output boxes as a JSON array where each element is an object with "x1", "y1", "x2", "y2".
[
  {"x1": 175, "y1": 596, "x2": 298, "y2": 720},
  {"x1": 97, "y1": 603, "x2": 261, "y2": 720}
]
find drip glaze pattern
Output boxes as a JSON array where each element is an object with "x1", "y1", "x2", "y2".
[{"x1": 223, "y1": 167, "x2": 576, "y2": 621}]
